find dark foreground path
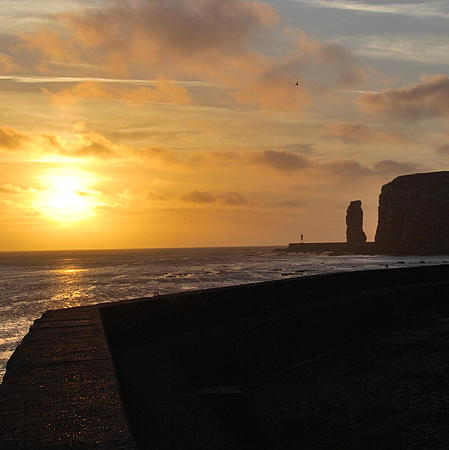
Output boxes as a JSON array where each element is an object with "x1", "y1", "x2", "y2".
[
  {"x1": 0, "y1": 306, "x2": 135, "y2": 448},
  {"x1": 1, "y1": 265, "x2": 449, "y2": 448}
]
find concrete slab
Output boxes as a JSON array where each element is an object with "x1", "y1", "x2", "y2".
[{"x1": 0, "y1": 307, "x2": 136, "y2": 449}]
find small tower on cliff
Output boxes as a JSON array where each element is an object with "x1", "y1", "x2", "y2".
[{"x1": 346, "y1": 200, "x2": 367, "y2": 245}]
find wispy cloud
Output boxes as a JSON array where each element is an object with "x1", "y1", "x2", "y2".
[
  {"x1": 0, "y1": 75, "x2": 217, "y2": 87},
  {"x1": 337, "y1": 35, "x2": 449, "y2": 64},
  {"x1": 45, "y1": 80, "x2": 192, "y2": 106},
  {"x1": 323, "y1": 122, "x2": 405, "y2": 144},
  {"x1": 0, "y1": 0, "x2": 103, "y2": 19},
  {"x1": 0, "y1": 126, "x2": 29, "y2": 150},
  {"x1": 294, "y1": 0, "x2": 449, "y2": 19}
]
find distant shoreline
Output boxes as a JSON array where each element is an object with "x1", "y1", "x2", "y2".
[{"x1": 286, "y1": 241, "x2": 449, "y2": 256}]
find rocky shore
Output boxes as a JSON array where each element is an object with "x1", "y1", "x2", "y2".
[{"x1": 288, "y1": 171, "x2": 449, "y2": 256}]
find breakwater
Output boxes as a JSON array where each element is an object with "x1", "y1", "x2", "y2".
[
  {"x1": 2, "y1": 265, "x2": 449, "y2": 448},
  {"x1": 287, "y1": 241, "x2": 377, "y2": 254}
]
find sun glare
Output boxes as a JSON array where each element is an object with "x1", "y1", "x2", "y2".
[{"x1": 35, "y1": 171, "x2": 97, "y2": 222}]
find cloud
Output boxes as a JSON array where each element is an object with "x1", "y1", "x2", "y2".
[
  {"x1": 436, "y1": 144, "x2": 449, "y2": 155},
  {"x1": 181, "y1": 190, "x2": 248, "y2": 206},
  {"x1": 273, "y1": 200, "x2": 304, "y2": 208},
  {"x1": 253, "y1": 150, "x2": 310, "y2": 171},
  {"x1": 294, "y1": 0, "x2": 449, "y2": 19},
  {"x1": 219, "y1": 192, "x2": 248, "y2": 205},
  {"x1": 358, "y1": 75, "x2": 449, "y2": 119},
  {"x1": 147, "y1": 191, "x2": 167, "y2": 201},
  {"x1": 233, "y1": 30, "x2": 367, "y2": 110},
  {"x1": 46, "y1": 80, "x2": 192, "y2": 106},
  {"x1": 232, "y1": 71, "x2": 311, "y2": 111},
  {"x1": 42, "y1": 132, "x2": 119, "y2": 159},
  {"x1": 1, "y1": 0, "x2": 372, "y2": 112},
  {"x1": 73, "y1": 133, "x2": 119, "y2": 158},
  {"x1": 326, "y1": 158, "x2": 420, "y2": 181},
  {"x1": 0, "y1": 53, "x2": 19, "y2": 73},
  {"x1": 295, "y1": 31, "x2": 367, "y2": 88},
  {"x1": 371, "y1": 159, "x2": 419, "y2": 175},
  {"x1": 180, "y1": 190, "x2": 216, "y2": 203},
  {"x1": 19, "y1": 0, "x2": 278, "y2": 80},
  {"x1": 0, "y1": 126, "x2": 29, "y2": 150},
  {"x1": 135, "y1": 147, "x2": 181, "y2": 167},
  {"x1": 0, "y1": 184, "x2": 23, "y2": 194},
  {"x1": 281, "y1": 143, "x2": 315, "y2": 153},
  {"x1": 0, "y1": 75, "x2": 217, "y2": 86},
  {"x1": 326, "y1": 159, "x2": 372, "y2": 180},
  {"x1": 323, "y1": 122, "x2": 404, "y2": 144},
  {"x1": 337, "y1": 35, "x2": 449, "y2": 65},
  {"x1": 17, "y1": 29, "x2": 79, "y2": 66}
]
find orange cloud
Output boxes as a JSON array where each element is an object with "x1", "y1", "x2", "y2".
[
  {"x1": 325, "y1": 159, "x2": 420, "y2": 181},
  {"x1": 71, "y1": 133, "x2": 119, "y2": 158},
  {"x1": 180, "y1": 190, "x2": 248, "y2": 205},
  {"x1": 0, "y1": 184, "x2": 24, "y2": 194},
  {"x1": 252, "y1": 150, "x2": 310, "y2": 171},
  {"x1": 358, "y1": 75, "x2": 449, "y2": 119},
  {"x1": 436, "y1": 144, "x2": 449, "y2": 156},
  {"x1": 39, "y1": 131, "x2": 120, "y2": 159},
  {"x1": 0, "y1": 127, "x2": 29, "y2": 150},
  {"x1": 46, "y1": 80, "x2": 192, "y2": 106},
  {"x1": 232, "y1": 72, "x2": 311, "y2": 111},
  {"x1": 0, "y1": 53, "x2": 19, "y2": 74},
  {"x1": 15, "y1": 29, "x2": 82, "y2": 75},
  {"x1": 180, "y1": 190, "x2": 215, "y2": 203},
  {"x1": 231, "y1": 30, "x2": 366, "y2": 111},
  {"x1": 323, "y1": 122, "x2": 405, "y2": 144},
  {"x1": 42, "y1": 0, "x2": 279, "y2": 80},
  {"x1": 0, "y1": 0, "x2": 373, "y2": 112},
  {"x1": 219, "y1": 192, "x2": 248, "y2": 206},
  {"x1": 371, "y1": 160, "x2": 419, "y2": 175}
]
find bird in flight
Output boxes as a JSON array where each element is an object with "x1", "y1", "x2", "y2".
[{"x1": 296, "y1": 81, "x2": 301, "y2": 87}]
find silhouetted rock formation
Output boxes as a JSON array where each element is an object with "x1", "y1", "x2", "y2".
[
  {"x1": 346, "y1": 200, "x2": 367, "y2": 245},
  {"x1": 375, "y1": 171, "x2": 449, "y2": 254}
]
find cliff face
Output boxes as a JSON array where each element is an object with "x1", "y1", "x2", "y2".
[
  {"x1": 375, "y1": 171, "x2": 449, "y2": 254},
  {"x1": 346, "y1": 200, "x2": 367, "y2": 245}
]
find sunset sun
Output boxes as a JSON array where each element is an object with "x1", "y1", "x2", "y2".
[{"x1": 35, "y1": 171, "x2": 97, "y2": 222}]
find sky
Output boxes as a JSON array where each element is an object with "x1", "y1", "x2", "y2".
[{"x1": 0, "y1": 0, "x2": 448, "y2": 250}]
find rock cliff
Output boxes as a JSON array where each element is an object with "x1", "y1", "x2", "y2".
[
  {"x1": 346, "y1": 200, "x2": 367, "y2": 245},
  {"x1": 375, "y1": 171, "x2": 449, "y2": 254}
]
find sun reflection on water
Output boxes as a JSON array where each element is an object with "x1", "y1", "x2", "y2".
[
  {"x1": 50, "y1": 266, "x2": 91, "y2": 307},
  {"x1": 57, "y1": 268, "x2": 87, "y2": 274}
]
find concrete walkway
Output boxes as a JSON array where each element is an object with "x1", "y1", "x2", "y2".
[{"x1": 0, "y1": 306, "x2": 135, "y2": 448}]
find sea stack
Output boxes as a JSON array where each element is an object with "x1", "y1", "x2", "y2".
[
  {"x1": 346, "y1": 200, "x2": 367, "y2": 245},
  {"x1": 375, "y1": 171, "x2": 449, "y2": 254}
]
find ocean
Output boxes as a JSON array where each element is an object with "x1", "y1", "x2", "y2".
[{"x1": 1, "y1": 246, "x2": 448, "y2": 380}]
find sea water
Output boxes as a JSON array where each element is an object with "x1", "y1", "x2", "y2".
[{"x1": 1, "y1": 246, "x2": 448, "y2": 379}]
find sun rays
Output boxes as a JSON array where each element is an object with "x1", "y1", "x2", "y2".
[{"x1": 34, "y1": 170, "x2": 99, "y2": 222}]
